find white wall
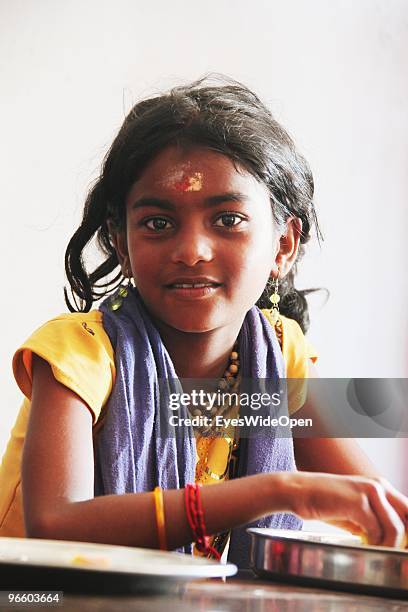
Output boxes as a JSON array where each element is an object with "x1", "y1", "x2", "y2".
[{"x1": 1, "y1": 1, "x2": 407, "y2": 493}]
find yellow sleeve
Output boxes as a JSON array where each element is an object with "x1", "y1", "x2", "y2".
[
  {"x1": 261, "y1": 309, "x2": 318, "y2": 415},
  {"x1": 12, "y1": 311, "x2": 115, "y2": 424},
  {"x1": 279, "y1": 316, "x2": 318, "y2": 377}
]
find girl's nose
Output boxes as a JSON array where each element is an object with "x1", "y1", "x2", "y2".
[{"x1": 170, "y1": 226, "x2": 214, "y2": 266}]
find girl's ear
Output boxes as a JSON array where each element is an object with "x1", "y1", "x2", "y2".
[
  {"x1": 272, "y1": 217, "x2": 302, "y2": 278},
  {"x1": 107, "y1": 220, "x2": 130, "y2": 277}
]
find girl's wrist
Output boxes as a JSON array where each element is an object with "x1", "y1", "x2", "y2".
[{"x1": 265, "y1": 471, "x2": 300, "y2": 515}]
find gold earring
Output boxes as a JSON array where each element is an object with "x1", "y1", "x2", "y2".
[
  {"x1": 109, "y1": 268, "x2": 131, "y2": 312},
  {"x1": 269, "y1": 269, "x2": 281, "y2": 326}
]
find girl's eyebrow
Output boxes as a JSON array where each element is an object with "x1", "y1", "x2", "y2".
[{"x1": 130, "y1": 192, "x2": 250, "y2": 211}]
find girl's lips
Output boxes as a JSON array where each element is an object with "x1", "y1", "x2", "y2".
[{"x1": 165, "y1": 284, "x2": 221, "y2": 299}]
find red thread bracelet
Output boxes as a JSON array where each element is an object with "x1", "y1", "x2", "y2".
[{"x1": 185, "y1": 483, "x2": 221, "y2": 560}]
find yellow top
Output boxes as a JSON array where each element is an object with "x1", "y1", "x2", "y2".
[{"x1": 0, "y1": 309, "x2": 317, "y2": 538}]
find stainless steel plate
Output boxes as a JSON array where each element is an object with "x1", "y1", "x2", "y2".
[{"x1": 248, "y1": 528, "x2": 408, "y2": 599}]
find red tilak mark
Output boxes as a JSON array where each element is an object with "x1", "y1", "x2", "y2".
[{"x1": 174, "y1": 177, "x2": 192, "y2": 192}]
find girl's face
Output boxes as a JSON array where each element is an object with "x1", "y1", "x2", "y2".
[{"x1": 117, "y1": 146, "x2": 289, "y2": 334}]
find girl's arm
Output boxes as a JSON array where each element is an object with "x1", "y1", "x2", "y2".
[
  {"x1": 22, "y1": 356, "x2": 406, "y2": 549},
  {"x1": 294, "y1": 437, "x2": 379, "y2": 477}
]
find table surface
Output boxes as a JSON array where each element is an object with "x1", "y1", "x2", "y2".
[{"x1": 10, "y1": 573, "x2": 406, "y2": 612}]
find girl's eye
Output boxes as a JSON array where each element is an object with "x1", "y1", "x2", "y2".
[
  {"x1": 214, "y1": 213, "x2": 245, "y2": 228},
  {"x1": 144, "y1": 217, "x2": 172, "y2": 231}
]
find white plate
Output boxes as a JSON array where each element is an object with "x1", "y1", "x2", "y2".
[{"x1": 0, "y1": 537, "x2": 237, "y2": 579}]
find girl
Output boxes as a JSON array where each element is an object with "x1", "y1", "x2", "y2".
[{"x1": 1, "y1": 78, "x2": 407, "y2": 568}]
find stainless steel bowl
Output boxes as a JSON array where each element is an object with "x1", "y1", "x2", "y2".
[{"x1": 248, "y1": 528, "x2": 408, "y2": 599}]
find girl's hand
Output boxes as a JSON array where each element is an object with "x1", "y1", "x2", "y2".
[
  {"x1": 288, "y1": 472, "x2": 407, "y2": 548},
  {"x1": 369, "y1": 476, "x2": 408, "y2": 547}
]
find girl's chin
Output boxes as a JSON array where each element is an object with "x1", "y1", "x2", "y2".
[
  {"x1": 165, "y1": 319, "x2": 220, "y2": 334},
  {"x1": 153, "y1": 312, "x2": 224, "y2": 335}
]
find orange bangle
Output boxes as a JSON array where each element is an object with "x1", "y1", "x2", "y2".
[{"x1": 153, "y1": 486, "x2": 167, "y2": 551}]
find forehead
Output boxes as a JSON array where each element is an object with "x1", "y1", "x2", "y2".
[{"x1": 126, "y1": 146, "x2": 267, "y2": 201}]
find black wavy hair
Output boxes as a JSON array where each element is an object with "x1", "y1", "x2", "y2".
[{"x1": 64, "y1": 76, "x2": 322, "y2": 332}]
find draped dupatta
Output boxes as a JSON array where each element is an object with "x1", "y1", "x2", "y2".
[{"x1": 94, "y1": 288, "x2": 302, "y2": 567}]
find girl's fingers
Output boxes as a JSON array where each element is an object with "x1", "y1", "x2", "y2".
[
  {"x1": 350, "y1": 491, "x2": 383, "y2": 546},
  {"x1": 325, "y1": 479, "x2": 404, "y2": 547},
  {"x1": 298, "y1": 473, "x2": 406, "y2": 548},
  {"x1": 377, "y1": 477, "x2": 408, "y2": 520},
  {"x1": 364, "y1": 481, "x2": 406, "y2": 547},
  {"x1": 374, "y1": 477, "x2": 408, "y2": 547}
]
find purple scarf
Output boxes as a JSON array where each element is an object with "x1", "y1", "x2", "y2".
[{"x1": 94, "y1": 288, "x2": 302, "y2": 567}]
